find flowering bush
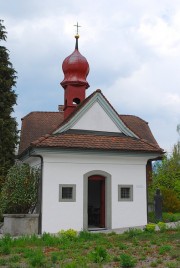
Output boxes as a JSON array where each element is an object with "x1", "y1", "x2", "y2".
[
  {"x1": 0, "y1": 163, "x2": 39, "y2": 214},
  {"x1": 145, "y1": 223, "x2": 156, "y2": 233},
  {"x1": 58, "y1": 229, "x2": 78, "y2": 240}
]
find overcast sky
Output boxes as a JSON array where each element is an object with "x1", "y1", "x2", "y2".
[{"x1": 1, "y1": 0, "x2": 180, "y2": 153}]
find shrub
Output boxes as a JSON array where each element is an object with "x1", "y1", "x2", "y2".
[
  {"x1": 120, "y1": 253, "x2": 137, "y2": 267},
  {"x1": 58, "y1": 229, "x2": 78, "y2": 240},
  {"x1": 161, "y1": 188, "x2": 180, "y2": 213},
  {"x1": 0, "y1": 163, "x2": 39, "y2": 214},
  {"x1": 148, "y1": 212, "x2": 180, "y2": 223},
  {"x1": 162, "y1": 212, "x2": 180, "y2": 222},
  {"x1": 157, "y1": 222, "x2": 167, "y2": 232},
  {"x1": 145, "y1": 223, "x2": 156, "y2": 232}
]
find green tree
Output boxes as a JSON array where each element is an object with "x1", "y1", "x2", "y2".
[
  {"x1": 149, "y1": 125, "x2": 180, "y2": 212},
  {"x1": 0, "y1": 163, "x2": 39, "y2": 214},
  {"x1": 0, "y1": 20, "x2": 18, "y2": 186}
]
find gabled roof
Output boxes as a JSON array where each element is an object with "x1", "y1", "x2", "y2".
[
  {"x1": 18, "y1": 90, "x2": 164, "y2": 157},
  {"x1": 53, "y1": 90, "x2": 138, "y2": 138}
]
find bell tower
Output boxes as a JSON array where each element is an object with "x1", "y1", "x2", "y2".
[{"x1": 61, "y1": 24, "x2": 90, "y2": 119}]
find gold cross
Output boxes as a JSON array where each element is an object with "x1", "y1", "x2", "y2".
[{"x1": 74, "y1": 22, "x2": 81, "y2": 35}]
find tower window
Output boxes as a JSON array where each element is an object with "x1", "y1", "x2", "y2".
[{"x1": 73, "y1": 98, "x2": 80, "y2": 105}]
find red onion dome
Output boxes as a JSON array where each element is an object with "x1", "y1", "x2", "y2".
[{"x1": 61, "y1": 35, "x2": 89, "y2": 89}]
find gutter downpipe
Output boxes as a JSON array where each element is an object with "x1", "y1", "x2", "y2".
[
  {"x1": 146, "y1": 162, "x2": 149, "y2": 225},
  {"x1": 29, "y1": 150, "x2": 43, "y2": 235}
]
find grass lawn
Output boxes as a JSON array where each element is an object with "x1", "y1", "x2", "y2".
[{"x1": 0, "y1": 226, "x2": 179, "y2": 268}]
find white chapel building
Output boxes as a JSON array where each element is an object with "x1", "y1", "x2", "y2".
[{"x1": 18, "y1": 34, "x2": 163, "y2": 234}]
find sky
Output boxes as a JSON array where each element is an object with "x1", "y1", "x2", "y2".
[{"x1": 1, "y1": 0, "x2": 180, "y2": 154}]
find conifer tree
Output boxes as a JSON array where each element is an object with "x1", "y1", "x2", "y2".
[{"x1": 0, "y1": 20, "x2": 18, "y2": 186}]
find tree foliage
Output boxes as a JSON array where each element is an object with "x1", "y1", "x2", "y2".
[
  {"x1": 0, "y1": 163, "x2": 40, "y2": 214},
  {"x1": 149, "y1": 126, "x2": 180, "y2": 212},
  {"x1": 0, "y1": 20, "x2": 18, "y2": 185}
]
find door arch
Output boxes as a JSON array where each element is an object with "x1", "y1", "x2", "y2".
[{"x1": 83, "y1": 170, "x2": 112, "y2": 230}]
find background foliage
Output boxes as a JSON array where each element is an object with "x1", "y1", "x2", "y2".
[
  {"x1": 149, "y1": 126, "x2": 180, "y2": 212},
  {"x1": 0, "y1": 19, "x2": 18, "y2": 187},
  {"x1": 0, "y1": 163, "x2": 39, "y2": 214}
]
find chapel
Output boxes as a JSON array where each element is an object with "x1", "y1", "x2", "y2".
[{"x1": 18, "y1": 31, "x2": 163, "y2": 233}]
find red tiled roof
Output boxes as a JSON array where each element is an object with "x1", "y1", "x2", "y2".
[
  {"x1": 19, "y1": 112, "x2": 64, "y2": 154},
  {"x1": 31, "y1": 132, "x2": 162, "y2": 153},
  {"x1": 119, "y1": 115, "x2": 159, "y2": 146},
  {"x1": 18, "y1": 91, "x2": 163, "y2": 156}
]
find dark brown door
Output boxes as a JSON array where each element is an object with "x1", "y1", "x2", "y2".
[{"x1": 88, "y1": 175, "x2": 105, "y2": 228}]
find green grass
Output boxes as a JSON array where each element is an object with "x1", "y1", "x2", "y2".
[{"x1": 0, "y1": 228, "x2": 179, "y2": 267}]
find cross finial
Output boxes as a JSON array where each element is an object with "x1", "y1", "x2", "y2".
[
  {"x1": 74, "y1": 22, "x2": 81, "y2": 50},
  {"x1": 74, "y1": 22, "x2": 81, "y2": 35}
]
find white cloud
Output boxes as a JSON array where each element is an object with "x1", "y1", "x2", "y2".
[{"x1": 138, "y1": 15, "x2": 180, "y2": 57}]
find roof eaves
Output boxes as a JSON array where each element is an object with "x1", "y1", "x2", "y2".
[
  {"x1": 140, "y1": 138, "x2": 164, "y2": 153},
  {"x1": 31, "y1": 145, "x2": 163, "y2": 154}
]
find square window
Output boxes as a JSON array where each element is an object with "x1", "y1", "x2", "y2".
[
  {"x1": 118, "y1": 185, "x2": 133, "y2": 201},
  {"x1": 59, "y1": 184, "x2": 76, "y2": 202},
  {"x1": 121, "y1": 187, "x2": 130, "y2": 199},
  {"x1": 62, "y1": 187, "x2": 73, "y2": 199}
]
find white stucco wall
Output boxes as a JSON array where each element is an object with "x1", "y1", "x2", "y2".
[
  {"x1": 71, "y1": 102, "x2": 121, "y2": 132},
  {"x1": 36, "y1": 151, "x2": 156, "y2": 233}
]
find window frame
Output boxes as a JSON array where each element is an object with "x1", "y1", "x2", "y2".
[
  {"x1": 118, "y1": 185, "x2": 133, "y2": 201},
  {"x1": 59, "y1": 184, "x2": 76, "y2": 202}
]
